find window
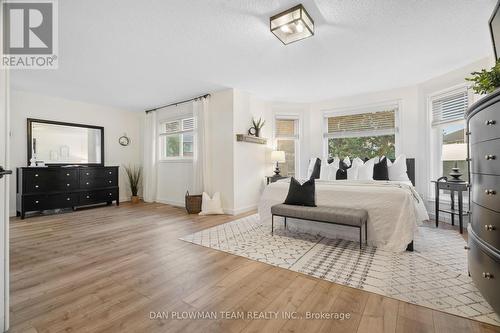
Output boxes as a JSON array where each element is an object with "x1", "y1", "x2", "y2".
[
  {"x1": 324, "y1": 107, "x2": 397, "y2": 159},
  {"x1": 430, "y1": 87, "x2": 470, "y2": 183},
  {"x1": 159, "y1": 117, "x2": 195, "y2": 159},
  {"x1": 275, "y1": 117, "x2": 299, "y2": 177}
]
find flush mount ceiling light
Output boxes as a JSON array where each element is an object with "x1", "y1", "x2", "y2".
[{"x1": 270, "y1": 4, "x2": 314, "y2": 45}]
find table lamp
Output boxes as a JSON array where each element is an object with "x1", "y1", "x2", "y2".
[
  {"x1": 271, "y1": 151, "x2": 286, "y2": 176},
  {"x1": 441, "y1": 143, "x2": 467, "y2": 182}
]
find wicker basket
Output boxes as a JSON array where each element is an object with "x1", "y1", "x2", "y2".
[{"x1": 185, "y1": 191, "x2": 202, "y2": 214}]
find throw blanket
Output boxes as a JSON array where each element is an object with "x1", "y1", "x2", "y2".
[{"x1": 258, "y1": 180, "x2": 429, "y2": 252}]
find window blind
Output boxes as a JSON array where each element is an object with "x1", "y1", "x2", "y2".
[
  {"x1": 275, "y1": 119, "x2": 297, "y2": 138},
  {"x1": 431, "y1": 90, "x2": 468, "y2": 126},
  {"x1": 162, "y1": 117, "x2": 194, "y2": 134},
  {"x1": 326, "y1": 110, "x2": 396, "y2": 137}
]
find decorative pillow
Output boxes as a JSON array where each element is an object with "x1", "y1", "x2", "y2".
[
  {"x1": 284, "y1": 177, "x2": 316, "y2": 207},
  {"x1": 336, "y1": 168, "x2": 347, "y2": 180},
  {"x1": 199, "y1": 192, "x2": 224, "y2": 215},
  {"x1": 347, "y1": 165, "x2": 358, "y2": 180},
  {"x1": 373, "y1": 157, "x2": 389, "y2": 180},
  {"x1": 352, "y1": 157, "x2": 364, "y2": 167},
  {"x1": 343, "y1": 156, "x2": 351, "y2": 167},
  {"x1": 388, "y1": 155, "x2": 410, "y2": 181},
  {"x1": 320, "y1": 159, "x2": 335, "y2": 180},
  {"x1": 307, "y1": 158, "x2": 321, "y2": 179},
  {"x1": 310, "y1": 158, "x2": 321, "y2": 179},
  {"x1": 357, "y1": 159, "x2": 375, "y2": 180}
]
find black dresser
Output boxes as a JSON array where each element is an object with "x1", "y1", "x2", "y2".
[
  {"x1": 16, "y1": 166, "x2": 119, "y2": 219},
  {"x1": 466, "y1": 89, "x2": 500, "y2": 314}
]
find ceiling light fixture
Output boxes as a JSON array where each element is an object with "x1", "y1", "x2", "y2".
[{"x1": 270, "y1": 4, "x2": 314, "y2": 45}]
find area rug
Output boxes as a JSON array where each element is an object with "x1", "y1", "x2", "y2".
[{"x1": 180, "y1": 214, "x2": 499, "y2": 326}]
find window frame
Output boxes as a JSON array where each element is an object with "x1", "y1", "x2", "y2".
[
  {"x1": 322, "y1": 101, "x2": 401, "y2": 159},
  {"x1": 428, "y1": 84, "x2": 472, "y2": 200},
  {"x1": 274, "y1": 114, "x2": 301, "y2": 178},
  {"x1": 158, "y1": 116, "x2": 195, "y2": 161}
]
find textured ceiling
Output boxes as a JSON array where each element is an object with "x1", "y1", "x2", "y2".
[{"x1": 11, "y1": 0, "x2": 497, "y2": 111}]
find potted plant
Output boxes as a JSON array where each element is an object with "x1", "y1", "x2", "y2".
[
  {"x1": 248, "y1": 117, "x2": 266, "y2": 137},
  {"x1": 124, "y1": 165, "x2": 142, "y2": 204},
  {"x1": 466, "y1": 60, "x2": 500, "y2": 95}
]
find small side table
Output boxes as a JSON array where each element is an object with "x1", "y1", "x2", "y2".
[
  {"x1": 432, "y1": 178, "x2": 469, "y2": 234},
  {"x1": 266, "y1": 175, "x2": 287, "y2": 185}
]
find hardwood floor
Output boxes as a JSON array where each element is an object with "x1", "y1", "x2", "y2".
[{"x1": 9, "y1": 202, "x2": 500, "y2": 333}]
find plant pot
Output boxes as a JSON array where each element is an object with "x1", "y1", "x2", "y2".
[{"x1": 131, "y1": 195, "x2": 140, "y2": 204}]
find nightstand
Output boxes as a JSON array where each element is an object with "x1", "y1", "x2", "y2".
[
  {"x1": 266, "y1": 175, "x2": 287, "y2": 185},
  {"x1": 432, "y1": 177, "x2": 469, "y2": 234}
]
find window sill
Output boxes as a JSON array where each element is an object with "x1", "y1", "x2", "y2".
[{"x1": 159, "y1": 158, "x2": 193, "y2": 164}]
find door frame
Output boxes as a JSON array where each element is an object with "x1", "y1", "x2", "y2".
[{"x1": 0, "y1": 0, "x2": 11, "y2": 330}]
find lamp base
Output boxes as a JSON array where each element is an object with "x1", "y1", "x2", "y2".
[{"x1": 448, "y1": 167, "x2": 464, "y2": 182}]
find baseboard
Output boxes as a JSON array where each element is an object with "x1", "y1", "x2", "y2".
[{"x1": 155, "y1": 198, "x2": 185, "y2": 208}]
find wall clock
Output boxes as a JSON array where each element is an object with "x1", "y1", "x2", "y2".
[{"x1": 119, "y1": 135, "x2": 130, "y2": 146}]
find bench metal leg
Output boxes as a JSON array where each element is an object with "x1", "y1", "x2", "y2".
[
  {"x1": 271, "y1": 215, "x2": 274, "y2": 236},
  {"x1": 284, "y1": 216, "x2": 287, "y2": 230},
  {"x1": 359, "y1": 227, "x2": 362, "y2": 249},
  {"x1": 365, "y1": 222, "x2": 368, "y2": 246}
]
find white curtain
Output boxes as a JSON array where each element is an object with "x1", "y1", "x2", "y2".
[
  {"x1": 192, "y1": 96, "x2": 211, "y2": 194},
  {"x1": 142, "y1": 111, "x2": 158, "y2": 202}
]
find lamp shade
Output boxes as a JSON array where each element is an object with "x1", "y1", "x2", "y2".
[
  {"x1": 441, "y1": 143, "x2": 467, "y2": 161},
  {"x1": 271, "y1": 151, "x2": 286, "y2": 163}
]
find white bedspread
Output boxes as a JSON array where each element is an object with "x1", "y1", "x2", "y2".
[{"x1": 258, "y1": 179, "x2": 429, "y2": 252}]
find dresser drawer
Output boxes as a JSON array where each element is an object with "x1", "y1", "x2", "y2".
[
  {"x1": 472, "y1": 174, "x2": 500, "y2": 212},
  {"x1": 99, "y1": 189, "x2": 119, "y2": 201},
  {"x1": 469, "y1": 103, "x2": 500, "y2": 144},
  {"x1": 54, "y1": 193, "x2": 79, "y2": 208},
  {"x1": 23, "y1": 195, "x2": 47, "y2": 211},
  {"x1": 471, "y1": 138, "x2": 500, "y2": 175},
  {"x1": 468, "y1": 230, "x2": 500, "y2": 312},
  {"x1": 471, "y1": 202, "x2": 500, "y2": 249}
]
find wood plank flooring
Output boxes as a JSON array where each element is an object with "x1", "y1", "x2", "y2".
[{"x1": 9, "y1": 202, "x2": 500, "y2": 333}]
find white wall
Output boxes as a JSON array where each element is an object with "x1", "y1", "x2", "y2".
[{"x1": 9, "y1": 90, "x2": 142, "y2": 216}]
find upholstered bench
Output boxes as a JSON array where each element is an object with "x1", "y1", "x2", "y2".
[{"x1": 270, "y1": 204, "x2": 368, "y2": 249}]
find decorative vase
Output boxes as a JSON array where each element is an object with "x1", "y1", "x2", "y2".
[{"x1": 131, "y1": 195, "x2": 140, "y2": 204}]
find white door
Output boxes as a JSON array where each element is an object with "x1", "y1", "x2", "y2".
[{"x1": 0, "y1": 1, "x2": 11, "y2": 330}]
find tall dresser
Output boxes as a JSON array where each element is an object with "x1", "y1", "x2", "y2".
[
  {"x1": 466, "y1": 89, "x2": 500, "y2": 314},
  {"x1": 17, "y1": 166, "x2": 119, "y2": 219}
]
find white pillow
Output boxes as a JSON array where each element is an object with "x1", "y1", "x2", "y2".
[
  {"x1": 352, "y1": 157, "x2": 364, "y2": 167},
  {"x1": 320, "y1": 162, "x2": 339, "y2": 180},
  {"x1": 388, "y1": 155, "x2": 410, "y2": 181},
  {"x1": 330, "y1": 156, "x2": 340, "y2": 169},
  {"x1": 358, "y1": 159, "x2": 375, "y2": 180},
  {"x1": 347, "y1": 165, "x2": 358, "y2": 180},
  {"x1": 343, "y1": 157, "x2": 351, "y2": 167},
  {"x1": 384, "y1": 156, "x2": 393, "y2": 166},
  {"x1": 306, "y1": 158, "x2": 319, "y2": 179},
  {"x1": 199, "y1": 192, "x2": 224, "y2": 215}
]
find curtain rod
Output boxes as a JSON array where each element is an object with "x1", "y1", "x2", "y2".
[{"x1": 144, "y1": 93, "x2": 211, "y2": 113}]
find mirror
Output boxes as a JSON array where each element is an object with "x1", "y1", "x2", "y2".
[{"x1": 28, "y1": 119, "x2": 104, "y2": 166}]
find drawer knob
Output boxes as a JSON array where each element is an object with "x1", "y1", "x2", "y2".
[
  {"x1": 35, "y1": 174, "x2": 38, "y2": 177},
  {"x1": 482, "y1": 272, "x2": 494, "y2": 279},
  {"x1": 86, "y1": 195, "x2": 90, "y2": 199},
  {"x1": 109, "y1": 172, "x2": 112, "y2": 174},
  {"x1": 35, "y1": 200, "x2": 39, "y2": 204},
  {"x1": 485, "y1": 120, "x2": 496, "y2": 126},
  {"x1": 485, "y1": 189, "x2": 497, "y2": 195},
  {"x1": 109, "y1": 193, "x2": 112, "y2": 196},
  {"x1": 485, "y1": 154, "x2": 496, "y2": 160},
  {"x1": 108, "y1": 180, "x2": 112, "y2": 183},
  {"x1": 86, "y1": 182, "x2": 89, "y2": 185},
  {"x1": 86, "y1": 173, "x2": 89, "y2": 175},
  {"x1": 67, "y1": 183, "x2": 70, "y2": 187},
  {"x1": 464, "y1": 246, "x2": 470, "y2": 250},
  {"x1": 67, "y1": 198, "x2": 71, "y2": 201},
  {"x1": 484, "y1": 224, "x2": 496, "y2": 231},
  {"x1": 66, "y1": 173, "x2": 70, "y2": 176},
  {"x1": 35, "y1": 185, "x2": 39, "y2": 188}
]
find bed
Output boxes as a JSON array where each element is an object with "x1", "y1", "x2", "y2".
[{"x1": 258, "y1": 158, "x2": 429, "y2": 252}]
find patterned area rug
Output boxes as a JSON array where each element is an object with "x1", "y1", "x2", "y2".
[{"x1": 180, "y1": 214, "x2": 500, "y2": 326}]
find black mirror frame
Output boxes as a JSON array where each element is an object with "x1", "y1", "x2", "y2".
[{"x1": 27, "y1": 118, "x2": 105, "y2": 167}]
